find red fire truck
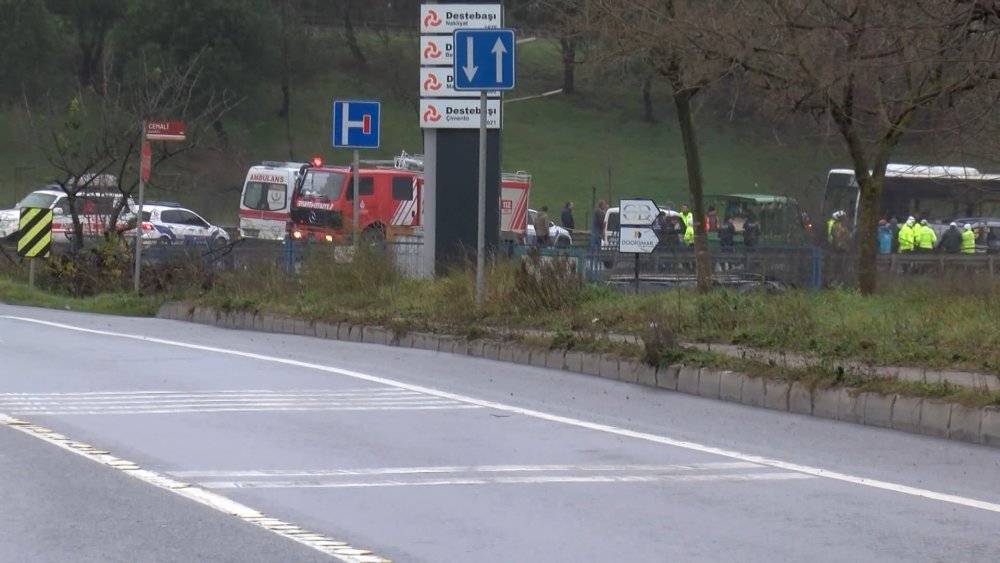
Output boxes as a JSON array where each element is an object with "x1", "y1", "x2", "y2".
[{"x1": 287, "y1": 151, "x2": 530, "y2": 242}]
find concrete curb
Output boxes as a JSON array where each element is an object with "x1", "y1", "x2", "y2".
[{"x1": 156, "y1": 302, "x2": 999, "y2": 449}]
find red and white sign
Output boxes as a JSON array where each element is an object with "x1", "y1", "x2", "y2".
[
  {"x1": 419, "y1": 99, "x2": 501, "y2": 129},
  {"x1": 420, "y1": 36, "x2": 454, "y2": 65},
  {"x1": 420, "y1": 4, "x2": 502, "y2": 33},
  {"x1": 420, "y1": 68, "x2": 501, "y2": 98},
  {"x1": 140, "y1": 141, "x2": 151, "y2": 182},
  {"x1": 146, "y1": 120, "x2": 186, "y2": 141}
]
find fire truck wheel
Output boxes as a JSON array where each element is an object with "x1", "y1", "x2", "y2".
[{"x1": 362, "y1": 224, "x2": 386, "y2": 242}]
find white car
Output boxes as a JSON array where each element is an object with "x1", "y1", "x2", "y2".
[
  {"x1": 0, "y1": 188, "x2": 135, "y2": 243},
  {"x1": 136, "y1": 203, "x2": 230, "y2": 248},
  {"x1": 526, "y1": 208, "x2": 572, "y2": 246}
]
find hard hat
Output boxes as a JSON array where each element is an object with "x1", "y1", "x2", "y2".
[
  {"x1": 906, "y1": 216, "x2": 915, "y2": 224},
  {"x1": 950, "y1": 222, "x2": 957, "y2": 228},
  {"x1": 920, "y1": 219, "x2": 928, "y2": 225},
  {"x1": 965, "y1": 223, "x2": 973, "y2": 230}
]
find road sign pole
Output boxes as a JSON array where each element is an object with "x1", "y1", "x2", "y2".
[
  {"x1": 353, "y1": 149, "x2": 360, "y2": 246},
  {"x1": 133, "y1": 121, "x2": 146, "y2": 294},
  {"x1": 475, "y1": 91, "x2": 487, "y2": 308},
  {"x1": 634, "y1": 254, "x2": 640, "y2": 295},
  {"x1": 28, "y1": 258, "x2": 36, "y2": 288}
]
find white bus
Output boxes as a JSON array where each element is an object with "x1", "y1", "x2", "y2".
[{"x1": 822, "y1": 163, "x2": 1000, "y2": 231}]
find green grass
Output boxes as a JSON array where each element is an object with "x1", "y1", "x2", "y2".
[
  {"x1": 0, "y1": 277, "x2": 163, "y2": 316},
  {"x1": 0, "y1": 36, "x2": 840, "y2": 226}
]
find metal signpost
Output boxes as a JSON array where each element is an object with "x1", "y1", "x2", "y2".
[
  {"x1": 333, "y1": 100, "x2": 381, "y2": 245},
  {"x1": 135, "y1": 120, "x2": 185, "y2": 293},
  {"x1": 618, "y1": 198, "x2": 661, "y2": 293},
  {"x1": 453, "y1": 28, "x2": 516, "y2": 307}
]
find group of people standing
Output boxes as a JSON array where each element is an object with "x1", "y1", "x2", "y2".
[{"x1": 828, "y1": 211, "x2": 976, "y2": 254}]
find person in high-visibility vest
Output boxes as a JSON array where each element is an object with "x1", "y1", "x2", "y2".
[
  {"x1": 680, "y1": 204, "x2": 694, "y2": 246},
  {"x1": 898, "y1": 216, "x2": 916, "y2": 252},
  {"x1": 961, "y1": 223, "x2": 976, "y2": 254},
  {"x1": 917, "y1": 219, "x2": 937, "y2": 251}
]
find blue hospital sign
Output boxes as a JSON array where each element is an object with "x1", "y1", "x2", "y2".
[{"x1": 332, "y1": 100, "x2": 381, "y2": 149}]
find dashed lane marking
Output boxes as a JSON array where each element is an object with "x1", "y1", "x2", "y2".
[
  {"x1": 6, "y1": 314, "x2": 1000, "y2": 517},
  {"x1": 0, "y1": 415, "x2": 391, "y2": 562}
]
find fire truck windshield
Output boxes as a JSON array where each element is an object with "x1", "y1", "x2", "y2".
[{"x1": 298, "y1": 170, "x2": 347, "y2": 201}]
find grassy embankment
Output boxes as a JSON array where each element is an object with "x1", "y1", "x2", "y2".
[{"x1": 0, "y1": 37, "x2": 838, "y2": 224}]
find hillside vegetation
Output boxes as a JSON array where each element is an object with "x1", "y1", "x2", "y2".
[{"x1": 0, "y1": 36, "x2": 841, "y2": 225}]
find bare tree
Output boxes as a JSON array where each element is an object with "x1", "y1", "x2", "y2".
[
  {"x1": 22, "y1": 54, "x2": 240, "y2": 252},
  {"x1": 554, "y1": 0, "x2": 737, "y2": 292},
  {"x1": 723, "y1": 0, "x2": 1000, "y2": 294}
]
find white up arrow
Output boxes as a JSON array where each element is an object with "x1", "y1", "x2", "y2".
[
  {"x1": 492, "y1": 38, "x2": 507, "y2": 84},
  {"x1": 463, "y1": 36, "x2": 478, "y2": 82}
]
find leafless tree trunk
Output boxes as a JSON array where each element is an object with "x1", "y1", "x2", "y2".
[{"x1": 559, "y1": 37, "x2": 577, "y2": 94}]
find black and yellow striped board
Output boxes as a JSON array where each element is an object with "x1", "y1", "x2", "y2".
[{"x1": 18, "y1": 208, "x2": 53, "y2": 258}]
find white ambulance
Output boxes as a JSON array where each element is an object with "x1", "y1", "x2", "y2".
[{"x1": 238, "y1": 161, "x2": 307, "y2": 240}]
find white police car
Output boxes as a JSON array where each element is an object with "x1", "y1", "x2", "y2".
[{"x1": 137, "y1": 203, "x2": 229, "y2": 247}]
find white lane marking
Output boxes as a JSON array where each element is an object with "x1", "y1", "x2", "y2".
[
  {"x1": 12, "y1": 405, "x2": 481, "y2": 416},
  {"x1": 6, "y1": 314, "x2": 1000, "y2": 515},
  {"x1": 169, "y1": 462, "x2": 762, "y2": 479},
  {"x1": 0, "y1": 388, "x2": 409, "y2": 397},
  {"x1": 0, "y1": 415, "x2": 388, "y2": 563},
  {"x1": 200, "y1": 472, "x2": 815, "y2": 490}
]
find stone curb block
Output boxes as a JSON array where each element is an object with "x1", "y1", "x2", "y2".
[
  {"x1": 981, "y1": 407, "x2": 1000, "y2": 446},
  {"x1": 789, "y1": 381, "x2": 813, "y2": 415},
  {"x1": 719, "y1": 371, "x2": 743, "y2": 403},
  {"x1": 395, "y1": 331, "x2": 414, "y2": 348},
  {"x1": 546, "y1": 350, "x2": 566, "y2": 371},
  {"x1": 949, "y1": 406, "x2": 982, "y2": 443},
  {"x1": 599, "y1": 355, "x2": 620, "y2": 380},
  {"x1": 362, "y1": 326, "x2": 388, "y2": 346},
  {"x1": 498, "y1": 343, "x2": 515, "y2": 363},
  {"x1": 838, "y1": 390, "x2": 866, "y2": 424},
  {"x1": 918, "y1": 400, "x2": 952, "y2": 438},
  {"x1": 530, "y1": 348, "x2": 548, "y2": 368},
  {"x1": 741, "y1": 376, "x2": 765, "y2": 408},
  {"x1": 677, "y1": 366, "x2": 700, "y2": 395},
  {"x1": 513, "y1": 345, "x2": 532, "y2": 367},
  {"x1": 863, "y1": 393, "x2": 895, "y2": 428},
  {"x1": 698, "y1": 369, "x2": 722, "y2": 400},
  {"x1": 812, "y1": 386, "x2": 839, "y2": 419},
  {"x1": 618, "y1": 360, "x2": 641, "y2": 385},
  {"x1": 657, "y1": 364, "x2": 680, "y2": 391},
  {"x1": 891, "y1": 395, "x2": 923, "y2": 434},
  {"x1": 581, "y1": 354, "x2": 601, "y2": 377},
  {"x1": 564, "y1": 351, "x2": 584, "y2": 373},
  {"x1": 764, "y1": 380, "x2": 789, "y2": 411},
  {"x1": 636, "y1": 363, "x2": 657, "y2": 387},
  {"x1": 483, "y1": 341, "x2": 501, "y2": 361}
]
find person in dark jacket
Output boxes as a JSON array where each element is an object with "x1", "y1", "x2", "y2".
[
  {"x1": 560, "y1": 201, "x2": 575, "y2": 230},
  {"x1": 939, "y1": 222, "x2": 963, "y2": 254}
]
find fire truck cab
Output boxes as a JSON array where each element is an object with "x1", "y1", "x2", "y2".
[{"x1": 287, "y1": 152, "x2": 530, "y2": 243}]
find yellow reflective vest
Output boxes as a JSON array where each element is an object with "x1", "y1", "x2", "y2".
[
  {"x1": 898, "y1": 224, "x2": 915, "y2": 252},
  {"x1": 682, "y1": 212, "x2": 694, "y2": 245},
  {"x1": 917, "y1": 225, "x2": 937, "y2": 250},
  {"x1": 962, "y1": 229, "x2": 975, "y2": 253}
]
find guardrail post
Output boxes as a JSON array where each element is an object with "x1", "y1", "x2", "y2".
[
  {"x1": 283, "y1": 235, "x2": 294, "y2": 274},
  {"x1": 810, "y1": 246, "x2": 822, "y2": 289}
]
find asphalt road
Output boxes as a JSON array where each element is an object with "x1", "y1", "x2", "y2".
[{"x1": 1, "y1": 302, "x2": 1000, "y2": 562}]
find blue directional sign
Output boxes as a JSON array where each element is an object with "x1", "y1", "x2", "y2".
[
  {"x1": 332, "y1": 100, "x2": 380, "y2": 149},
  {"x1": 453, "y1": 29, "x2": 516, "y2": 91}
]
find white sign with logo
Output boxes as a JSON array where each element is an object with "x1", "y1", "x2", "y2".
[
  {"x1": 618, "y1": 227, "x2": 659, "y2": 254},
  {"x1": 420, "y1": 67, "x2": 501, "y2": 98},
  {"x1": 420, "y1": 4, "x2": 503, "y2": 33},
  {"x1": 421, "y1": 35, "x2": 454, "y2": 66},
  {"x1": 619, "y1": 198, "x2": 660, "y2": 227},
  {"x1": 419, "y1": 98, "x2": 502, "y2": 129}
]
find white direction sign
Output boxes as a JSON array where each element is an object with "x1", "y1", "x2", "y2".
[
  {"x1": 421, "y1": 35, "x2": 454, "y2": 66},
  {"x1": 420, "y1": 67, "x2": 500, "y2": 98},
  {"x1": 619, "y1": 227, "x2": 659, "y2": 254},
  {"x1": 619, "y1": 198, "x2": 660, "y2": 226},
  {"x1": 420, "y1": 4, "x2": 502, "y2": 33},
  {"x1": 420, "y1": 98, "x2": 501, "y2": 129}
]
